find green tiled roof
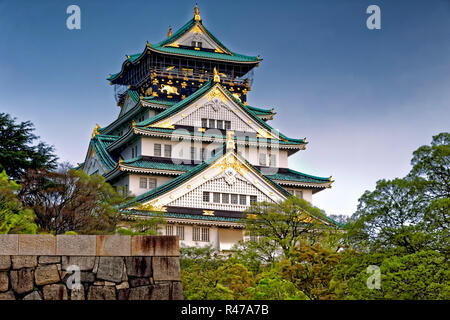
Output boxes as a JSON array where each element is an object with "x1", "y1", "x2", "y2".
[
  {"x1": 265, "y1": 169, "x2": 331, "y2": 184},
  {"x1": 246, "y1": 105, "x2": 274, "y2": 115},
  {"x1": 141, "y1": 96, "x2": 177, "y2": 107},
  {"x1": 122, "y1": 156, "x2": 196, "y2": 172},
  {"x1": 127, "y1": 210, "x2": 242, "y2": 223},
  {"x1": 91, "y1": 134, "x2": 119, "y2": 170},
  {"x1": 108, "y1": 19, "x2": 259, "y2": 82}
]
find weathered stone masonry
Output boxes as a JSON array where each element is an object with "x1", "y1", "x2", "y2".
[{"x1": 0, "y1": 235, "x2": 183, "y2": 300}]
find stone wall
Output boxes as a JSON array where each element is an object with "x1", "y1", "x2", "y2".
[{"x1": 0, "y1": 235, "x2": 183, "y2": 300}]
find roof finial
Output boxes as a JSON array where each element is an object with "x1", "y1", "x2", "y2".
[
  {"x1": 167, "y1": 26, "x2": 172, "y2": 38},
  {"x1": 194, "y1": 3, "x2": 201, "y2": 21},
  {"x1": 213, "y1": 67, "x2": 220, "y2": 83},
  {"x1": 91, "y1": 124, "x2": 101, "y2": 139}
]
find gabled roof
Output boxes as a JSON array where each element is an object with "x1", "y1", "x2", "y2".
[
  {"x1": 88, "y1": 134, "x2": 119, "y2": 171},
  {"x1": 122, "y1": 149, "x2": 291, "y2": 209},
  {"x1": 135, "y1": 79, "x2": 304, "y2": 144},
  {"x1": 265, "y1": 168, "x2": 332, "y2": 184},
  {"x1": 107, "y1": 18, "x2": 260, "y2": 82}
]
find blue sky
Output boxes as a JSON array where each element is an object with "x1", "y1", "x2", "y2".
[{"x1": 1, "y1": 0, "x2": 449, "y2": 216}]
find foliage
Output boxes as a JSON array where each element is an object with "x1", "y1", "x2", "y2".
[
  {"x1": 117, "y1": 211, "x2": 166, "y2": 236},
  {"x1": 280, "y1": 241, "x2": 342, "y2": 300},
  {"x1": 243, "y1": 197, "x2": 338, "y2": 258},
  {"x1": 17, "y1": 166, "x2": 129, "y2": 234},
  {"x1": 332, "y1": 249, "x2": 450, "y2": 300},
  {"x1": 0, "y1": 113, "x2": 57, "y2": 180},
  {"x1": 347, "y1": 132, "x2": 449, "y2": 254},
  {"x1": 0, "y1": 170, "x2": 37, "y2": 234}
]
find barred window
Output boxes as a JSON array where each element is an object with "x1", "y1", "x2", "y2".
[
  {"x1": 201, "y1": 118, "x2": 207, "y2": 128},
  {"x1": 269, "y1": 154, "x2": 277, "y2": 167},
  {"x1": 148, "y1": 178, "x2": 157, "y2": 189},
  {"x1": 259, "y1": 153, "x2": 266, "y2": 166},
  {"x1": 176, "y1": 226, "x2": 185, "y2": 240},
  {"x1": 208, "y1": 119, "x2": 215, "y2": 128},
  {"x1": 295, "y1": 190, "x2": 303, "y2": 199},
  {"x1": 166, "y1": 225, "x2": 174, "y2": 236},
  {"x1": 139, "y1": 177, "x2": 147, "y2": 189},
  {"x1": 164, "y1": 144, "x2": 172, "y2": 158},
  {"x1": 250, "y1": 195, "x2": 257, "y2": 205},
  {"x1": 154, "y1": 144, "x2": 161, "y2": 157},
  {"x1": 239, "y1": 194, "x2": 247, "y2": 205},
  {"x1": 192, "y1": 227, "x2": 201, "y2": 241},
  {"x1": 203, "y1": 191, "x2": 210, "y2": 202},
  {"x1": 222, "y1": 193, "x2": 229, "y2": 204},
  {"x1": 201, "y1": 227, "x2": 210, "y2": 242},
  {"x1": 217, "y1": 120, "x2": 224, "y2": 130},
  {"x1": 213, "y1": 192, "x2": 221, "y2": 203},
  {"x1": 231, "y1": 194, "x2": 238, "y2": 204},
  {"x1": 225, "y1": 121, "x2": 231, "y2": 130}
]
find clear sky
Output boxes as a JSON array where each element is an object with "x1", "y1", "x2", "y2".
[{"x1": 1, "y1": 0, "x2": 449, "y2": 216}]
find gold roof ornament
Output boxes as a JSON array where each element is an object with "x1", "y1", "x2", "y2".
[
  {"x1": 213, "y1": 67, "x2": 220, "y2": 83},
  {"x1": 132, "y1": 120, "x2": 137, "y2": 127},
  {"x1": 194, "y1": 3, "x2": 201, "y2": 21},
  {"x1": 91, "y1": 124, "x2": 100, "y2": 139},
  {"x1": 146, "y1": 41, "x2": 150, "y2": 47},
  {"x1": 226, "y1": 131, "x2": 235, "y2": 151},
  {"x1": 119, "y1": 157, "x2": 123, "y2": 164},
  {"x1": 167, "y1": 26, "x2": 172, "y2": 38}
]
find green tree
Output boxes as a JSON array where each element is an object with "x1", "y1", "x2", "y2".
[
  {"x1": 0, "y1": 170, "x2": 37, "y2": 234},
  {"x1": 0, "y1": 113, "x2": 57, "y2": 180},
  {"x1": 18, "y1": 167, "x2": 128, "y2": 234},
  {"x1": 243, "y1": 197, "x2": 340, "y2": 258}
]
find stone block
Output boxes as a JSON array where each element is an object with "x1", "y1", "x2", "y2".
[
  {"x1": 131, "y1": 236, "x2": 179, "y2": 256},
  {"x1": 11, "y1": 255, "x2": 37, "y2": 269},
  {"x1": 23, "y1": 291, "x2": 42, "y2": 300},
  {"x1": 117, "y1": 288, "x2": 130, "y2": 300},
  {"x1": 152, "y1": 257, "x2": 181, "y2": 281},
  {"x1": 129, "y1": 277, "x2": 150, "y2": 288},
  {"x1": 96, "y1": 257, "x2": 124, "y2": 283},
  {"x1": 80, "y1": 272, "x2": 96, "y2": 283},
  {"x1": 172, "y1": 281, "x2": 184, "y2": 300},
  {"x1": 43, "y1": 284, "x2": 68, "y2": 300},
  {"x1": 0, "y1": 272, "x2": 8, "y2": 292},
  {"x1": 35, "y1": 264, "x2": 60, "y2": 286},
  {"x1": 18, "y1": 234, "x2": 56, "y2": 255},
  {"x1": 0, "y1": 291, "x2": 15, "y2": 300},
  {"x1": 0, "y1": 256, "x2": 11, "y2": 271},
  {"x1": 87, "y1": 286, "x2": 116, "y2": 300},
  {"x1": 96, "y1": 235, "x2": 130, "y2": 256},
  {"x1": 0, "y1": 235, "x2": 18, "y2": 255},
  {"x1": 56, "y1": 235, "x2": 96, "y2": 256},
  {"x1": 125, "y1": 257, "x2": 152, "y2": 277},
  {"x1": 10, "y1": 268, "x2": 34, "y2": 295},
  {"x1": 150, "y1": 283, "x2": 170, "y2": 300},
  {"x1": 70, "y1": 286, "x2": 85, "y2": 300},
  {"x1": 116, "y1": 282, "x2": 129, "y2": 290},
  {"x1": 61, "y1": 256, "x2": 96, "y2": 271},
  {"x1": 38, "y1": 256, "x2": 61, "y2": 264},
  {"x1": 128, "y1": 286, "x2": 151, "y2": 300}
]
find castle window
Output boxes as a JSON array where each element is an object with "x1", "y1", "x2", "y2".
[
  {"x1": 201, "y1": 118, "x2": 207, "y2": 128},
  {"x1": 213, "y1": 192, "x2": 221, "y2": 203},
  {"x1": 164, "y1": 144, "x2": 172, "y2": 158},
  {"x1": 148, "y1": 178, "x2": 157, "y2": 190},
  {"x1": 208, "y1": 119, "x2": 215, "y2": 128},
  {"x1": 269, "y1": 154, "x2": 277, "y2": 167},
  {"x1": 231, "y1": 194, "x2": 238, "y2": 204},
  {"x1": 239, "y1": 194, "x2": 247, "y2": 205},
  {"x1": 192, "y1": 227, "x2": 201, "y2": 241},
  {"x1": 201, "y1": 227, "x2": 209, "y2": 242},
  {"x1": 259, "y1": 153, "x2": 267, "y2": 166},
  {"x1": 154, "y1": 144, "x2": 161, "y2": 157},
  {"x1": 250, "y1": 195, "x2": 257, "y2": 205},
  {"x1": 222, "y1": 193, "x2": 229, "y2": 204},
  {"x1": 225, "y1": 121, "x2": 231, "y2": 130},
  {"x1": 176, "y1": 226, "x2": 185, "y2": 240},
  {"x1": 166, "y1": 225, "x2": 174, "y2": 236},
  {"x1": 217, "y1": 120, "x2": 224, "y2": 130},
  {"x1": 203, "y1": 191, "x2": 210, "y2": 202},
  {"x1": 139, "y1": 177, "x2": 147, "y2": 189}
]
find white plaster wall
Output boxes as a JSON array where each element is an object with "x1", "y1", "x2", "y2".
[{"x1": 127, "y1": 174, "x2": 174, "y2": 197}]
